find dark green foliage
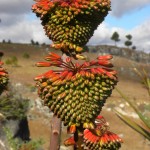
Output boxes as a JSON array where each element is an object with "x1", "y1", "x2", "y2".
[
  {"x1": 5, "y1": 56, "x2": 18, "y2": 66},
  {"x1": 42, "y1": 43, "x2": 46, "y2": 46},
  {"x1": 132, "y1": 46, "x2": 136, "y2": 50},
  {"x1": 8, "y1": 39, "x2": 12, "y2": 44},
  {"x1": 23, "y1": 53, "x2": 30, "y2": 59},
  {"x1": 124, "y1": 34, "x2": 132, "y2": 48},
  {"x1": 111, "y1": 31, "x2": 120, "y2": 46},
  {"x1": 124, "y1": 41, "x2": 132, "y2": 48},
  {"x1": 126, "y1": 34, "x2": 132, "y2": 40},
  {"x1": 31, "y1": 39, "x2": 35, "y2": 45},
  {"x1": 2, "y1": 39, "x2": 6, "y2": 43},
  {"x1": 35, "y1": 41, "x2": 39, "y2": 46},
  {"x1": 5, "y1": 59, "x2": 11, "y2": 65},
  {"x1": 31, "y1": 39, "x2": 39, "y2": 46}
]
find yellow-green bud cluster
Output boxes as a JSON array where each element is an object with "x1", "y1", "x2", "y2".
[
  {"x1": 32, "y1": 0, "x2": 111, "y2": 55},
  {"x1": 36, "y1": 71, "x2": 117, "y2": 127}
]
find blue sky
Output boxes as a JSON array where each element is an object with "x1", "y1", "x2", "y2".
[
  {"x1": 106, "y1": 4, "x2": 150, "y2": 30},
  {"x1": 0, "y1": 0, "x2": 150, "y2": 52}
]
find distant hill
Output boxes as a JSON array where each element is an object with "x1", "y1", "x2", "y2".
[
  {"x1": 88, "y1": 45, "x2": 150, "y2": 64},
  {"x1": 0, "y1": 42, "x2": 149, "y2": 82},
  {"x1": 1, "y1": 42, "x2": 149, "y2": 63}
]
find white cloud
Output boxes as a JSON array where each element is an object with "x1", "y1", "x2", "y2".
[
  {"x1": 111, "y1": 0, "x2": 150, "y2": 17},
  {"x1": 131, "y1": 19, "x2": 150, "y2": 51},
  {"x1": 0, "y1": 0, "x2": 33, "y2": 14},
  {"x1": 0, "y1": 1, "x2": 50, "y2": 43},
  {"x1": 0, "y1": 18, "x2": 50, "y2": 44},
  {"x1": 0, "y1": 0, "x2": 34, "y2": 29}
]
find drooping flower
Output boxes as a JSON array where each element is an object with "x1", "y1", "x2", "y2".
[
  {"x1": 32, "y1": 0, "x2": 111, "y2": 56},
  {"x1": 82, "y1": 116, "x2": 123, "y2": 150},
  {"x1": 35, "y1": 52, "x2": 117, "y2": 127}
]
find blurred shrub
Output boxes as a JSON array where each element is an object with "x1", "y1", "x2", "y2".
[
  {"x1": 8, "y1": 39, "x2": 12, "y2": 44},
  {"x1": 23, "y1": 53, "x2": 30, "y2": 59},
  {"x1": 4, "y1": 127, "x2": 44, "y2": 150},
  {"x1": 0, "y1": 84, "x2": 29, "y2": 120},
  {"x1": 2, "y1": 39, "x2": 6, "y2": 43},
  {"x1": 5, "y1": 59, "x2": 11, "y2": 65},
  {"x1": 5, "y1": 56, "x2": 18, "y2": 66}
]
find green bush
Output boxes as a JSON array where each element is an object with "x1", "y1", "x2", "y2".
[
  {"x1": 11, "y1": 56, "x2": 18, "y2": 66},
  {"x1": 5, "y1": 56, "x2": 18, "y2": 66},
  {"x1": 5, "y1": 58, "x2": 12, "y2": 65},
  {"x1": 0, "y1": 84, "x2": 29, "y2": 120},
  {"x1": 23, "y1": 53, "x2": 30, "y2": 59}
]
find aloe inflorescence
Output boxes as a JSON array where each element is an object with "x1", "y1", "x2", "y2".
[
  {"x1": 34, "y1": 52, "x2": 122, "y2": 149},
  {"x1": 32, "y1": 0, "x2": 123, "y2": 149},
  {"x1": 32, "y1": 0, "x2": 111, "y2": 56},
  {"x1": 35, "y1": 53, "x2": 117, "y2": 127}
]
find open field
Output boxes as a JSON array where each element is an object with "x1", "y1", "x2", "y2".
[{"x1": 0, "y1": 43, "x2": 150, "y2": 150}]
